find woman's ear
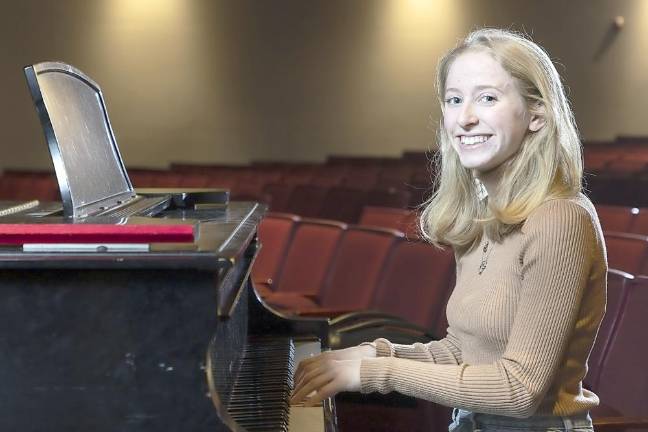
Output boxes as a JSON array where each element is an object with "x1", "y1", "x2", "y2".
[{"x1": 528, "y1": 104, "x2": 546, "y2": 132}]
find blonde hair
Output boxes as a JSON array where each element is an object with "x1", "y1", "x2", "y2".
[{"x1": 420, "y1": 28, "x2": 582, "y2": 252}]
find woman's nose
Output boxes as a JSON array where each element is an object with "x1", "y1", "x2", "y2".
[{"x1": 458, "y1": 103, "x2": 478, "y2": 128}]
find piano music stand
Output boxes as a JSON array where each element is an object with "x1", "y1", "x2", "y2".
[{"x1": 23, "y1": 61, "x2": 168, "y2": 219}]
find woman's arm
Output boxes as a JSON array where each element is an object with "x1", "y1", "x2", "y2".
[
  {"x1": 368, "y1": 325, "x2": 462, "y2": 365},
  {"x1": 360, "y1": 200, "x2": 601, "y2": 418}
]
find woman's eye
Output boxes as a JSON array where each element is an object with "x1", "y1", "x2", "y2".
[
  {"x1": 445, "y1": 96, "x2": 461, "y2": 105},
  {"x1": 479, "y1": 95, "x2": 497, "y2": 103}
]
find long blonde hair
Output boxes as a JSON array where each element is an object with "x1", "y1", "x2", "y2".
[{"x1": 420, "y1": 28, "x2": 582, "y2": 252}]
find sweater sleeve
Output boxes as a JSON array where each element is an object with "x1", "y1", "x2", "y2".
[
  {"x1": 368, "y1": 325, "x2": 463, "y2": 365},
  {"x1": 360, "y1": 200, "x2": 596, "y2": 418}
]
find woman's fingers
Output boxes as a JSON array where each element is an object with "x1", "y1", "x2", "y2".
[
  {"x1": 291, "y1": 358, "x2": 362, "y2": 405},
  {"x1": 294, "y1": 352, "x2": 328, "y2": 384},
  {"x1": 303, "y1": 380, "x2": 340, "y2": 407},
  {"x1": 294, "y1": 358, "x2": 327, "y2": 391},
  {"x1": 291, "y1": 369, "x2": 333, "y2": 404}
]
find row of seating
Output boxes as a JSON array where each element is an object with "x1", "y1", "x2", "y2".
[
  {"x1": 583, "y1": 138, "x2": 648, "y2": 175},
  {"x1": 597, "y1": 205, "x2": 648, "y2": 235},
  {"x1": 252, "y1": 207, "x2": 648, "y2": 331},
  {"x1": 252, "y1": 213, "x2": 455, "y2": 336},
  {"x1": 261, "y1": 184, "x2": 420, "y2": 223}
]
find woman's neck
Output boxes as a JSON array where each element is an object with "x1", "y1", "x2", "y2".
[{"x1": 475, "y1": 164, "x2": 505, "y2": 200}]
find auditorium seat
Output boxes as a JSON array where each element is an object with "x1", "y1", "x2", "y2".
[
  {"x1": 596, "y1": 205, "x2": 638, "y2": 232},
  {"x1": 359, "y1": 206, "x2": 419, "y2": 239},
  {"x1": 604, "y1": 232, "x2": 648, "y2": 275},
  {"x1": 315, "y1": 226, "x2": 403, "y2": 310},
  {"x1": 279, "y1": 166, "x2": 316, "y2": 185},
  {"x1": 285, "y1": 184, "x2": 330, "y2": 218},
  {"x1": 178, "y1": 172, "x2": 210, "y2": 188},
  {"x1": 591, "y1": 275, "x2": 648, "y2": 430},
  {"x1": 366, "y1": 188, "x2": 412, "y2": 209},
  {"x1": 318, "y1": 187, "x2": 368, "y2": 223},
  {"x1": 327, "y1": 239, "x2": 455, "y2": 349},
  {"x1": 250, "y1": 213, "x2": 300, "y2": 296},
  {"x1": 630, "y1": 208, "x2": 648, "y2": 235},
  {"x1": 586, "y1": 269, "x2": 633, "y2": 391},
  {"x1": 262, "y1": 183, "x2": 295, "y2": 212},
  {"x1": 267, "y1": 226, "x2": 403, "y2": 315},
  {"x1": 342, "y1": 169, "x2": 380, "y2": 191},
  {"x1": 370, "y1": 240, "x2": 455, "y2": 328},
  {"x1": 310, "y1": 166, "x2": 348, "y2": 187},
  {"x1": 604, "y1": 158, "x2": 648, "y2": 176},
  {"x1": 262, "y1": 218, "x2": 346, "y2": 305},
  {"x1": 375, "y1": 165, "x2": 414, "y2": 190},
  {"x1": 31, "y1": 174, "x2": 59, "y2": 201}
]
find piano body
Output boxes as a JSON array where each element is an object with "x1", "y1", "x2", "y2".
[{"x1": 0, "y1": 62, "x2": 338, "y2": 431}]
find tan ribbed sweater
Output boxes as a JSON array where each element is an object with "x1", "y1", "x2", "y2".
[{"x1": 360, "y1": 194, "x2": 607, "y2": 418}]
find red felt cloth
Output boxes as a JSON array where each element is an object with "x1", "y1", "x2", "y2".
[{"x1": 0, "y1": 224, "x2": 195, "y2": 244}]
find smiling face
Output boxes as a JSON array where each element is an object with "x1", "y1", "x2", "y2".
[{"x1": 443, "y1": 50, "x2": 534, "y2": 175}]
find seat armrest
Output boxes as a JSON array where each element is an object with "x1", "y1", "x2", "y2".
[
  {"x1": 296, "y1": 308, "x2": 355, "y2": 318},
  {"x1": 330, "y1": 310, "x2": 411, "y2": 328},
  {"x1": 334, "y1": 318, "x2": 436, "y2": 339},
  {"x1": 593, "y1": 416, "x2": 648, "y2": 431}
]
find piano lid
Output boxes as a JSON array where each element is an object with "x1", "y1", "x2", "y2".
[{"x1": 24, "y1": 62, "x2": 137, "y2": 219}]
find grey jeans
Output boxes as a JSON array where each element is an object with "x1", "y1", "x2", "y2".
[{"x1": 449, "y1": 409, "x2": 594, "y2": 431}]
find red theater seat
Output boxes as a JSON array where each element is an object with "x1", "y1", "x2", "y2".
[
  {"x1": 371, "y1": 240, "x2": 455, "y2": 329},
  {"x1": 591, "y1": 275, "x2": 648, "y2": 430},
  {"x1": 267, "y1": 226, "x2": 402, "y2": 315},
  {"x1": 318, "y1": 187, "x2": 368, "y2": 223},
  {"x1": 262, "y1": 183, "x2": 295, "y2": 213},
  {"x1": 366, "y1": 188, "x2": 412, "y2": 209},
  {"x1": 630, "y1": 208, "x2": 648, "y2": 235},
  {"x1": 604, "y1": 232, "x2": 648, "y2": 275},
  {"x1": 586, "y1": 269, "x2": 633, "y2": 391},
  {"x1": 359, "y1": 206, "x2": 419, "y2": 239},
  {"x1": 262, "y1": 219, "x2": 346, "y2": 304},
  {"x1": 285, "y1": 185, "x2": 330, "y2": 218},
  {"x1": 596, "y1": 205, "x2": 638, "y2": 232},
  {"x1": 251, "y1": 213, "x2": 300, "y2": 296}
]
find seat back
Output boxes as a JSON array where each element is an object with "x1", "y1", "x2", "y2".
[
  {"x1": 371, "y1": 239, "x2": 455, "y2": 328},
  {"x1": 285, "y1": 185, "x2": 329, "y2": 218},
  {"x1": 319, "y1": 187, "x2": 368, "y2": 223},
  {"x1": 251, "y1": 213, "x2": 300, "y2": 286},
  {"x1": 319, "y1": 226, "x2": 403, "y2": 309},
  {"x1": 604, "y1": 232, "x2": 648, "y2": 275},
  {"x1": 273, "y1": 219, "x2": 347, "y2": 296},
  {"x1": 595, "y1": 275, "x2": 648, "y2": 416},
  {"x1": 596, "y1": 205, "x2": 638, "y2": 232},
  {"x1": 262, "y1": 183, "x2": 295, "y2": 212},
  {"x1": 586, "y1": 269, "x2": 633, "y2": 390},
  {"x1": 366, "y1": 188, "x2": 412, "y2": 209},
  {"x1": 630, "y1": 207, "x2": 648, "y2": 235},
  {"x1": 359, "y1": 206, "x2": 419, "y2": 239}
]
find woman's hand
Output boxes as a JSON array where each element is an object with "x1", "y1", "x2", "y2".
[{"x1": 291, "y1": 344, "x2": 376, "y2": 406}]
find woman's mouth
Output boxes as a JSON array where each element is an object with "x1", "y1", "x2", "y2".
[{"x1": 459, "y1": 135, "x2": 492, "y2": 147}]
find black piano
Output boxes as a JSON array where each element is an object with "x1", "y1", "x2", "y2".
[{"x1": 0, "y1": 62, "x2": 338, "y2": 431}]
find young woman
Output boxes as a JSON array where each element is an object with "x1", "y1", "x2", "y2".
[{"x1": 291, "y1": 28, "x2": 606, "y2": 431}]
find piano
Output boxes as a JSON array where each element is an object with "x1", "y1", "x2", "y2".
[{"x1": 0, "y1": 62, "x2": 338, "y2": 431}]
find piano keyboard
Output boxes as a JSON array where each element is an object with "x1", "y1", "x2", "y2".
[
  {"x1": 227, "y1": 337, "x2": 328, "y2": 432},
  {"x1": 228, "y1": 337, "x2": 295, "y2": 431}
]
